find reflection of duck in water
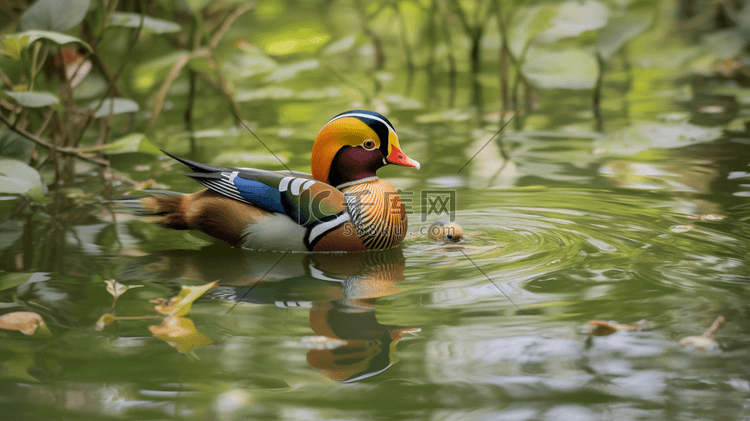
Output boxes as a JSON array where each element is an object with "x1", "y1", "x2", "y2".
[
  {"x1": 307, "y1": 299, "x2": 420, "y2": 382},
  {"x1": 301, "y1": 251, "x2": 419, "y2": 382},
  {"x1": 124, "y1": 246, "x2": 418, "y2": 382}
]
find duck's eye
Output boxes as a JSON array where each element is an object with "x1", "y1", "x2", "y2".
[
  {"x1": 446, "y1": 233, "x2": 453, "y2": 240},
  {"x1": 362, "y1": 139, "x2": 377, "y2": 150}
]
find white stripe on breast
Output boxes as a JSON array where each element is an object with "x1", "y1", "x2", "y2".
[{"x1": 308, "y1": 213, "x2": 350, "y2": 244}]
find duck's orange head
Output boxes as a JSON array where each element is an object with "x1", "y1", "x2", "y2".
[{"x1": 311, "y1": 110, "x2": 420, "y2": 186}]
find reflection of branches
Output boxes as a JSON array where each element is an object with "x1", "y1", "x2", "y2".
[
  {"x1": 396, "y1": 2, "x2": 415, "y2": 72},
  {"x1": 434, "y1": 0, "x2": 457, "y2": 106},
  {"x1": 446, "y1": 0, "x2": 494, "y2": 108},
  {"x1": 354, "y1": 0, "x2": 385, "y2": 71}
]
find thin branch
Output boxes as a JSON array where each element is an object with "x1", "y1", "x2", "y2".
[
  {"x1": 448, "y1": 0, "x2": 474, "y2": 36},
  {"x1": 209, "y1": 3, "x2": 254, "y2": 49},
  {"x1": 148, "y1": 48, "x2": 211, "y2": 130},
  {"x1": 0, "y1": 68, "x2": 14, "y2": 90},
  {"x1": 208, "y1": 57, "x2": 241, "y2": 122},
  {"x1": 34, "y1": 108, "x2": 55, "y2": 137},
  {"x1": 0, "y1": 112, "x2": 109, "y2": 166},
  {"x1": 147, "y1": 3, "x2": 251, "y2": 130}
]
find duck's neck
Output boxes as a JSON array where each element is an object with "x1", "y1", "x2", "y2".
[{"x1": 327, "y1": 146, "x2": 383, "y2": 188}]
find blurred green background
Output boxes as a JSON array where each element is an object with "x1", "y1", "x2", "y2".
[{"x1": 1, "y1": 1, "x2": 750, "y2": 420}]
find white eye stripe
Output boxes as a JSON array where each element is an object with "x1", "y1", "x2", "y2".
[{"x1": 326, "y1": 113, "x2": 396, "y2": 134}]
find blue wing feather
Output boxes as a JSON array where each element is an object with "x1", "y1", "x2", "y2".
[
  {"x1": 232, "y1": 177, "x2": 285, "y2": 214},
  {"x1": 169, "y1": 151, "x2": 345, "y2": 228}
]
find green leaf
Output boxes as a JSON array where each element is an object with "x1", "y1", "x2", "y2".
[
  {"x1": 508, "y1": 5, "x2": 557, "y2": 58},
  {"x1": 102, "y1": 133, "x2": 160, "y2": 155},
  {"x1": 701, "y1": 29, "x2": 747, "y2": 60},
  {"x1": 20, "y1": 0, "x2": 91, "y2": 32},
  {"x1": 0, "y1": 127, "x2": 33, "y2": 161},
  {"x1": 4, "y1": 90, "x2": 59, "y2": 108},
  {"x1": 257, "y1": 25, "x2": 331, "y2": 55},
  {"x1": 223, "y1": 53, "x2": 277, "y2": 79},
  {"x1": 597, "y1": 13, "x2": 651, "y2": 60},
  {"x1": 0, "y1": 158, "x2": 46, "y2": 202},
  {"x1": 108, "y1": 12, "x2": 182, "y2": 34},
  {"x1": 522, "y1": 50, "x2": 598, "y2": 89},
  {"x1": 10, "y1": 30, "x2": 91, "y2": 51},
  {"x1": 538, "y1": 0, "x2": 609, "y2": 43},
  {"x1": 597, "y1": 122, "x2": 722, "y2": 155},
  {"x1": 263, "y1": 59, "x2": 319, "y2": 83},
  {"x1": 89, "y1": 97, "x2": 139, "y2": 117},
  {"x1": 0, "y1": 272, "x2": 32, "y2": 292},
  {"x1": 0, "y1": 35, "x2": 29, "y2": 59},
  {"x1": 132, "y1": 51, "x2": 189, "y2": 92},
  {"x1": 184, "y1": 0, "x2": 213, "y2": 13},
  {"x1": 322, "y1": 35, "x2": 356, "y2": 56},
  {"x1": 0, "y1": 221, "x2": 23, "y2": 251}
]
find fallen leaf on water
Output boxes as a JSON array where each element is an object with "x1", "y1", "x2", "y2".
[
  {"x1": 685, "y1": 214, "x2": 725, "y2": 221},
  {"x1": 698, "y1": 105, "x2": 725, "y2": 114},
  {"x1": 669, "y1": 225, "x2": 695, "y2": 233},
  {"x1": 149, "y1": 316, "x2": 213, "y2": 353},
  {"x1": 154, "y1": 281, "x2": 217, "y2": 316},
  {"x1": 131, "y1": 179, "x2": 156, "y2": 191},
  {"x1": 0, "y1": 311, "x2": 51, "y2": 336},
  {"x1": 104, "y1": 279, "x2": 143, "y2": 298},
  {"x1": 680, "y1": 315, "x2": 725, "y2": 350},
  {"x1": 584, "y1": 319, "x2": 652, "y2": 336}
]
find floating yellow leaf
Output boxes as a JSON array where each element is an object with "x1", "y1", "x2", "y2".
[
  {"x1": 0, "y1": 311, "x2": 51, "y2": 336},
  {"x1": 0, "y1": 35, "x2": 29, "y2": 59},
  {"x1": 131, "y1": 179, "x2": 156, "y2": 191},
  {"x1": 669, "y1": 225, "x2": 695, "y2": 233},
  {"x1": 680, "y1": 316, "x2": 725, "y2": 350},
  {"x1": 685, "y1": 214, "x2": 725, "y2": 221},
  {"x1": 584, "y1": 319, "x2": 652, "y2": 336},
  {"x1": 149, "y1": 316, "x2": 213, "y2": 353},
  {"x1": 104, "y1": 279, "x2": 143, "y2": 298},
  {"x1": 154, "y1": 281, "x2": 217, "y2": 316}
]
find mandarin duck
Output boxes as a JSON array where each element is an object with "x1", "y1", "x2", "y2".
[{"x1": 119, "y1": 111, "x2": 419, "y2": 252}]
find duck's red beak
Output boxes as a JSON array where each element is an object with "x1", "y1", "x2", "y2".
[{"x1": 385, "y1": 146, "x2": 420, "y2": 170}]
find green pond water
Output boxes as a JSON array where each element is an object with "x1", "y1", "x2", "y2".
[{"x1": 2, "y1": 11, "x2": 750, "y2": 421}]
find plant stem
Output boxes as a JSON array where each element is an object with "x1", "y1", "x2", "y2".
[{"x1": 593, "y1": 53, "x2": 605, "y2": 133}]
